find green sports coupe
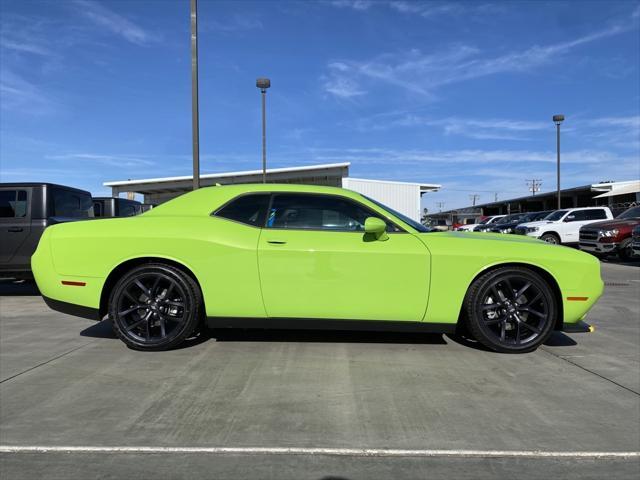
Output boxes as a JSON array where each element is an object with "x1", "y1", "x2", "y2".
[{"x1": 32, "y1": 184, "x2": 603, "y2": 353}]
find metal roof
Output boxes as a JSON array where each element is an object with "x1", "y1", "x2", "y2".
[
  {"x1": 104, "y1": 162, "x2": 350, "y2": 188},
  {"x1": 346, "y1": 177, "x2": 441, "y2": 192}
]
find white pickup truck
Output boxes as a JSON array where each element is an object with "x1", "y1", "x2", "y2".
[{"x1": 514, "y1": 206, "x2": 613, "y2": 245}]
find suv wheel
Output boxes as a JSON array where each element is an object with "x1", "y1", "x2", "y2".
[
  {"x1": 540, "y1": 233, "x2": 560, "y2": 244},
  {"x1": 618, "y1": 238, "x2": 634, "y2": 262}
]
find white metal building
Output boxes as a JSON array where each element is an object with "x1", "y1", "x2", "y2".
[{"x1": 104, "y1": 162, "x2": 440, "y2": 222}]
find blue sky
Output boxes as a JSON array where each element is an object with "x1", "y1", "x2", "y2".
[{"x1": 1, "y1": 0, "x2": 639, "y2": 212}]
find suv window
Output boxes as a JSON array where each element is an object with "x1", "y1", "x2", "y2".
[
  {"x1": 52, "y1": 188, "x2": 94, "y2": 218},
  {"x1": 0, "y1": 190, "x2": 28, "y2": 218},
  {"x1": 267, "y1": 194, "x2": 397, "y2": 232},
  {"x1": 215, "y1": 194, "x2": 270, "y2": 227},
  {"x1": 569, "y1": 209, "x2": 607, "y2": 221}
]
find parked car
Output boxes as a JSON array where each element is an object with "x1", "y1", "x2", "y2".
[
  {"x1": 93, "y1": 197, "x2": 143, "y2": 217},
  {"x1": 472, "y1": 215, "x2": 507, "y2": 232},
  {"x1": 490, "y1": 211, "x2": 553, "y2": 234},
  {"x1": 632, "y1": 225, "x2": 640, "y2": 257},
  {"x1": 33, "y1": 184, "x2": 603, "y2": 354},
  {"x1": 457, "y1": 215, "x2": 504, "y2": 231},
  {"x1": 579, "y1": 205, "x2": 640, "y2": 261},
  {"x1": 514, "y1": 207, "x2": 613, "y2": 245},
  {"x1": 0, "y1": 183, "x2": 93, "y2": 279}
]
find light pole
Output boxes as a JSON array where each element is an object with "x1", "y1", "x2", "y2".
[
  {"x1": 256, "y1": 78, "x2": 271, "y2": 183},
  {"x1": 190, "y1": 0, "x2": 200, "y2": 190},
  {"x1": 553, "y1": 114, "x2": 564, "y2": 210}
]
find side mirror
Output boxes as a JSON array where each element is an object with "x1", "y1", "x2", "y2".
[
  {"x1": 364, "y1": 217, "x2": 389, "y2": 241},
  {"x1": 564, "y1": 215, "x2": 575, "y2": 222}
]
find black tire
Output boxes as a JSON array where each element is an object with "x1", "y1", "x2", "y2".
[
  {"x1": 464, "y1": 267, "x2": 557, "y2": 353},
  {"x1": 108, "y1": 263, "x2": 203, "y2": 351},
  {"x1": 540, "y1": 233, "x2": 560, "y2": 244},
  {"x1": 618, "y1": 238, "x2": 634, "y2": 262}
]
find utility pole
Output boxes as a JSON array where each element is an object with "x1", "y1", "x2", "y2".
[
  {"x1": 526, "y1": 179, "x2": 542, "y2": 195},
  {"x1": 190, "y1": 0, "x2": 200, "y2": 190},
  {"x1": 494, "y1": 192, "x2": 498, "y2": 202},
  {"x1": 436, "y1": 202, "x2": 445, "y2": 212},
  {"x1": 553, "y1": 114, "x2": 565, "y2": 209},
  {"x1": 469, "y1": 194, "x2": 480, "y2": 206}
]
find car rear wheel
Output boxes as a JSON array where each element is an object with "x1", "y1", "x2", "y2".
[
  {"x1": 108, "y1": 263, "x2": 202, "y2": 351},
  {"x1": 540, "y1": 233, "x2": 560, "y2": 244},
  {"x1": 464, "y1": 267, "x2": 557, "y2": 353}
]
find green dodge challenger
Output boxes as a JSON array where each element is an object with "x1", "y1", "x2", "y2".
[{"x1": 32, "y1": 184, "x2": 603, "y2": 353}]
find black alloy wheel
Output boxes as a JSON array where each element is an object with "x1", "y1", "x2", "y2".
[
  {"x1": 464, "y1": 267, "x2": 557, "y2": 353},
  {"x1": 108, "y1": 263, "x2": 202, "y2": 351}
]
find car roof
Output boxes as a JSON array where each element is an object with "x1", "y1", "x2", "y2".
[{"x1": 0, "y1": 182, "x2": 91, "y2": 195}]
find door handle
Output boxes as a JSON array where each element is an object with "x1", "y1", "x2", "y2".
[
  {"x1": 267, "y1": 240, "x2": 287, "y2": 245},
  {"x1": 8, "y1": 227, "x2": 23, "y2": 233}
]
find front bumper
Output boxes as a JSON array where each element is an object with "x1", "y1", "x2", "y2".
[
  {"x1": 562, "y1": 320, "x2": 594, "y2": 333},
  {"x1": 579, "y1": 240, "x2": 618, "y2": 254}
]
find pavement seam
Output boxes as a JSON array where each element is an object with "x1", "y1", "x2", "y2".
[
  {"x1": 0, "y1": 341, "x2": 97, "y2": 384},
  {"x1": 540, "y1": 346, "x2": 640, "y2": 396}
]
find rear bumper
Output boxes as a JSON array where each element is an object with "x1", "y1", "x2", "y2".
[
  {"x1": 562, "y1": 320, "x2": 594, "y2": 333},
  {"x1": 42, "y1": 295, "x2": 101, "y2": 321}
]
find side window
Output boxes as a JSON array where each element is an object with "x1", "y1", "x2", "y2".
[
  {"x1": 584, "y1": 209, "x2": 607, "y2": 220},
  {"x1": 93, "y1": 202, "x2": 103, "y2": 217},
  {"x1": 214, "y1": 194, "x2": 270, "y2": 227},
  {"x1": 266, "y1": 194, "x2": 397, "y2": 232},
  {"x1": 52, "y1": 189, "x2": 94, "y2": 218},
  {"x1": 0, "y1": 190, "x2": 27, "y2": 218},
  {"x1": 568, "y1": 210, "x2": 584, "y2": 221}
]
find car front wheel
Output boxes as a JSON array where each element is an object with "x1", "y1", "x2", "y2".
[
  {"x1": 108, "y1": 263, "x2": 202, "y2": 351},
  {"x1": 464, "y1": 267, "x2": 557, "y2": 353},
  {"x1": 540, "y1": 233, "x2": 560, "y2": 244}
]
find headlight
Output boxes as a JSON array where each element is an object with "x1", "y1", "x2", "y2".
[
  {"x1": 526, "y1": 226, "x2": 539, "y2": 233},
  {"x1": 599, "y1": 229, "x2": 619, "y2": 238}
]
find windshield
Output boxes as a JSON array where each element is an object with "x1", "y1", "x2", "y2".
[
  {"x1": 478, "y1": 217, "x2": 492, "y2": 224},
  {"x1": 495, "y1": 214, "x2": 521, "y2": 224},
  {"x1": 363, "y1": 195, "x2": 430, "y2": 232},
  {"x1": 545, "y1": 210, "x2": 568, "y2": 221},
  {"x1": 617, "y1": 206, "x2": 640, "y2": 219}
]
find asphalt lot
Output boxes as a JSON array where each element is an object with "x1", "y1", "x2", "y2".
[{"x1": 0, "y1": 261, "x2": 639, "y2": 479}]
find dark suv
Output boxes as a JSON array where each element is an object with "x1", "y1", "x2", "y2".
[
  {"x1": 93, "y1": 197, "x2": 143, "y2": 217},
  {"x1": 579, "y1": 205, "x2": 640, "y2": 261},
  {"x1": 0, "y1": 183, "x2": 94, "y2": 279}
]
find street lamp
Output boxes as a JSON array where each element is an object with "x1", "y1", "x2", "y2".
[
  {"x1": 553, "y1": 114, "x2": 565, "y2": 210},
  {"x1": 256, "y1": 77, "x2": 271, "y2": 183}
]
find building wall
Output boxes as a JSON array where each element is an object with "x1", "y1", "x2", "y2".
[{"x1": 342, "y1": 178, "x2": 421, "y2": 222}]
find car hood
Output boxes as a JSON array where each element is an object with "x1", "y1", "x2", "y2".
[
  {"x1": 515, "y1": 220, "x2": 556, "y2": 229},
  {"x1": 581, "y1": 218, "x2": 640, "y2": 230}
]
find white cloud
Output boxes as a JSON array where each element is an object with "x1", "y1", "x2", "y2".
[
  {"x1": 0, "y1": 68, "x2": 57, "y2": 115},
  {"x1": 46, "y1": 153, "x2": 155, "y2": 168},
  {"x1": 72, "y1": 0, "x2": 156, "y2": 46},
  {"x1": 323, "y1": 16, "x2": 637, "y2": 98},
  {"x1": 330, "y1": 0, "x2": 374, "y2": 11}
]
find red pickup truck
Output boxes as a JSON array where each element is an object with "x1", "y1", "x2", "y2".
[{"x1": 579, "y1": 205, "x2": 640, "y2": 260}]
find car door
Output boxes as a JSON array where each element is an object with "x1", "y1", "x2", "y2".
[
  {"x1": 0, "y1": 188, "x2": 31, "y2": 268},
  {"x1": 562, "y1": 209, "x2": 605, "y2": 242},
  {"x1": 257, "y1": 193, "x2": 430, "y2": 321}
]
